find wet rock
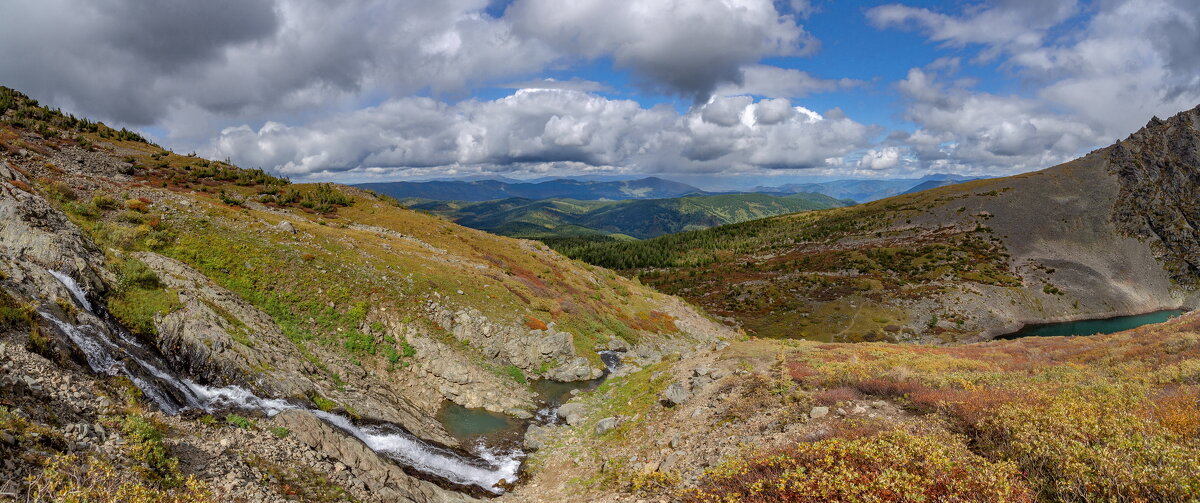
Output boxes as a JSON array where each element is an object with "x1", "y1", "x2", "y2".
[{"x1": 662, "y1": 383, "x2": 691, "y2": 407}]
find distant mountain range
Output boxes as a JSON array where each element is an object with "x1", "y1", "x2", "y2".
[
  {"x1": 410, "y1": 192, "x2": 852, "y2": 240},
  {"x1": 755, "y1": 174, "x2": 984, "y2": 202},
  {"x1": 355, "y1": 176, "x2": 704, "y2": 202},
  {"x1": 358, "y1": 173, "x2": 986, "y2": 205}
]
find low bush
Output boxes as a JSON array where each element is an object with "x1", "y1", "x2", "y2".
[
  {"x1": 26, "y1": 453, "x2": 213, "y2": 503},
  {"x1": 685, "y1": 430, "x2": 1034, "y2": 502}
]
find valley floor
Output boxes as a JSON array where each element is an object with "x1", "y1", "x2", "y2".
[{"x1": 505, "y1": 311, "x2": 1200, "y2": 502}]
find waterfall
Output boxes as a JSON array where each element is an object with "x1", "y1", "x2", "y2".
[
  {"x1": 43, "y1": 270, "x2": 521, "y2": 494},
  {"x1": 49, "y1": 270, "x2": 92, "y2": 312}
]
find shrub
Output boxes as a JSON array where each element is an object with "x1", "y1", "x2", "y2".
[
  {"x1": 108, "y1": 258, "x2": 179, "y2": 337},
  {"x1": 0, "y1": 289, "x2": 31, "y2": 328},
  {"x1": 225, "y1": 414, "x2": 254, "y2": 429},
  {"x1": 812, "y1": 386, "x2": 862, "y2": 406},
  {"x1": 26, "y1": 454, "x2": 213, "y2": 503},
  {"x1": 502, "y1": 364, "x2": 528, "y2": 384},
  {"x1": 125, "y1": 198, "x2": 149, "y2": 212},
  {"x1": 525, "y1": 316, "x2": 548, "y2": 331},
  {"x1": 685, "y1": 430, "x2": 1034, "y2": 503},
  {"x1": 121, "y1": 415, "x2": 183, "y2": 486},
  {"x1": 311, "y1": 394, "x2": 338, "y2": 412}
]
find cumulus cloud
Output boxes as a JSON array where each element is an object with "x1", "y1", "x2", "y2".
[
  {"x1": 893, "y1": 65, "x2": 1100, "y2": 175},
  {"x1": 714, "y1": 65, "x2": 860, "y2": 98},
  {"x1": 506, "y1": 0, "x2": 815, "y2": 100},
  {"x1": 871, "y1": 0, "x2": 1200, "y2": 175},
  {"x1": 867, "y1": 0, "x2": 1080, "y2": 58},
  {"x1": 205, "y1": 89, "x2": 874, "y2": 179},
  {"x1": 0, "y1": 0, "x2": 559, "y2": 136},
  {"x1": 857, "y1": 147, "x2": 904, "y2": 170}
]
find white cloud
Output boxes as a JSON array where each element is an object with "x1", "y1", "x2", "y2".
[
  {"x1": 873, "y1": 0, "x2": 1200, "y2": 175},
  {"x1": 857, "y1": 147, "x2": 904, "y2": 170},
  {"x1": 205, "y1": 90, "x2": 874, "y2": 179},
  {"x1": 893, "y1": 66, "x2": 1100, "y2": 175},
  {"x1": 506, "y1": 0, "x2": 815, "y2": 99},
  {"x1": 867, "y1": 1, "x2": 1080, "y2": 58}
]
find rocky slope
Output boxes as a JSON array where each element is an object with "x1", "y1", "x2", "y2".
[
  {"x1": 0, "y1": 87, "x2": 736, "y2": 501},
  {"x1": 500, "y1": 308, "x2": 1200, "y2": 502},
  {"x1": 565, "y1": 105, "x2": 1200, "y2": 342}
]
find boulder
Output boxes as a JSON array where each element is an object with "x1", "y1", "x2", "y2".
[
  {"x1": 594, "y1": 417, "x2": 619, "y2": 435},
  {"x1": 557, "y1": 402, "x2": 587, "y2": 426},
  {"x1": 809, "y1": 406, "x2": 829, "y2": 419},
  {"x1": 662, "y1": 383, "x2": 691, "y2": 407},
  {"x1": 277, "y1": 220, "x2": 297, "y2": 234},
  {"x1": 523, "y1": 424, "x2": 554, "y2": 450},
  {"x1": 545, "y1": 357, "x2": 601, "y2": 382}
]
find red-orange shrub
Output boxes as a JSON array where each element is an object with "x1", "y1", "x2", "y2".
[
  {"x1": 812, "y1": 386, "x2": 862, "y2": 405},
  {"x1": 525, "y1": 316, "x2": 548, "y2": 331}
]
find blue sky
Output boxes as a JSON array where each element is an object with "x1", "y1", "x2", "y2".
[{"x1": 2, "y1": 0, "x2": 1196, "y2": 189}]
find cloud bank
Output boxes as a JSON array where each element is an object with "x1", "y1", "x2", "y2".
[{"x1": 207, "y1": 90, "x2": 875, "y2": 178}]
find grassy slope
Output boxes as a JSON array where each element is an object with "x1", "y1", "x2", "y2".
[
  {"x1": 557, "y1": 178, "x2": 1020, "y2": 340},
  {"x1": 413, "y1": 192, "x2": 850, "y2": 240},
  {"x1": 519, "y1": 311, "x2": 1200, "y2": 502},
  {"x1": 0, "y1": 87, "x2": 693, "y2": 386}
]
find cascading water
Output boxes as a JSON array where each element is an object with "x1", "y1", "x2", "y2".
[
  {"x1": 43, "y1": 270, "x2": 520, "y2": 493},
  {"x1": 531, "y1": 349, "x2": 624, "y2": 424}
]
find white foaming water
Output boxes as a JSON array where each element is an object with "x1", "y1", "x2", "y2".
[
  {"x1": 598, "y1": 350, "x2": 623, "y2": 372},
  {"x1": 49, "y1": 270, "x2": 92, "y2": 312},
  {"x1": 312, "y1": 411, "x2": 522, "y2": 491},
  {"x1": 43, "y1": 269, "x2": 521, "y2": 494}
]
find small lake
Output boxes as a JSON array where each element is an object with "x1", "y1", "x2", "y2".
[
  {"x1": 438, "y1": 350, "x2": 625, "y2": 446},
  {"x1": 438, "y1": 403, "x2": 526, "y2": 443},
  {"x1": 996, "y1": 309, "x2": 1186, "y2": 339}
]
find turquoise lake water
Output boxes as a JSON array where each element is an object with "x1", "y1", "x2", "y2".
[
  {"x1": 438, "y1": 403, "x2": 524, "y2": 440},
  {"x1": 996, "y1": 309, "x2": 1186, "y2": 339}
]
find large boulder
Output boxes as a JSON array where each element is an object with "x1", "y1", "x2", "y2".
[
  {"x1": 662, "y1": 383, "x2": 691, "y2": 407},
  {"x1": 545, "y1": 356, "x2": 601, "y2": 382},
  {"x1": 556, "y1": 402, "x2": 587, "y2": 426}
]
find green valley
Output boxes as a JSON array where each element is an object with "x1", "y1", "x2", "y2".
[{"x1": 407, "y1": 192, "x2": 852, "y2": 243}]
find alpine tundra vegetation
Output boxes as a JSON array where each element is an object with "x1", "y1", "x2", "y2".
[{"x1": 3, "y1": 0, "x2": 1200, "y2": 502}]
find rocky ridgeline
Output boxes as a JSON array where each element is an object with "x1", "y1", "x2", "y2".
[{"x1": 1110, "y1": 105, "x2": 1200, "y2": 286}]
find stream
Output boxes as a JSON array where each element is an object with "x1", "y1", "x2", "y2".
[
  {"x1": 43, "y1": 271, "x2": 520, "y2": 494},
  {"x1": 439, "y1": 350, "x2": 624, "y2": 447}
]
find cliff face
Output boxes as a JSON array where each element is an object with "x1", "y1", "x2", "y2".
[{"x1": 1111, "y1": 106, "x2": 1200, "y2": 285}]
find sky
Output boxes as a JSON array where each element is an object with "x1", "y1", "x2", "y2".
[{"x1": 1, "y1": 0, "x2": 1198, "y2": 189}]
